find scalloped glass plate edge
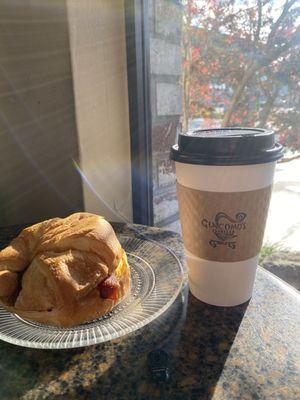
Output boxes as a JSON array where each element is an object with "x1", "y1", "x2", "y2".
[{"x1": 0, "y1": 235, "x2": 184, "y2": 349}]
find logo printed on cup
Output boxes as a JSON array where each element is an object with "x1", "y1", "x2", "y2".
[{"x1": 201, "y1": 212, "x2": 247, "y2": 249}]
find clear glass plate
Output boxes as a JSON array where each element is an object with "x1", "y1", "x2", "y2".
[{"x1": 0, "y1": 235, "x2": 183, "y2": 349}]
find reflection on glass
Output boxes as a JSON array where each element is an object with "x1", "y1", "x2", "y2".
[{"x1": 151, "y1": 0, "x2": 299, "y2": 234}]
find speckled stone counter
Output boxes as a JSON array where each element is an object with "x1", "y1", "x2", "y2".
[{"x1": 0, "y1": 223, "x2": 299, "y2": 400}]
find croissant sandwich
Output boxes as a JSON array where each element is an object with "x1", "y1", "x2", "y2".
[{"x1": 0, "y1": 213, "x2": 130, "y2": 327}]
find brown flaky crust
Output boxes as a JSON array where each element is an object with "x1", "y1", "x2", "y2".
[{"x1": 0, "y1": 213, "x2": 130, "y2": 327}]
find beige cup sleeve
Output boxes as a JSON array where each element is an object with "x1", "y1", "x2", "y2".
[{"x1": 177, "y1": 182, "x2": 272, "y2": 262}]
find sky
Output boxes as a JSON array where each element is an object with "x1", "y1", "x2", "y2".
[{"x1": 191, "y1": 0, "x2": 299, "y2": 40}]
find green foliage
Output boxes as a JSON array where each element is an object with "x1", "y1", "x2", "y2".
[{"x1": 259, "y1": 242, "x2": 287, "y2": 264}]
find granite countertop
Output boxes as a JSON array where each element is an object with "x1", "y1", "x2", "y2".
[{"x1": 0, "y1": 223, "x2": 299, "y2": 400}]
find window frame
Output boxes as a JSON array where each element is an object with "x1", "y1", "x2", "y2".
[{"x1": 125, "y1": 0, "x2": 153, "y2": 225}]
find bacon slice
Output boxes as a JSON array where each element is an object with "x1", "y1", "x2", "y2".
[{"x1": 98, "y1": 275, "x2": 120, "y2": 300}]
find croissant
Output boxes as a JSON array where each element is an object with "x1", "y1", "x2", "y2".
[{"x1": 0, "y1": 213, "x2": 130, "y2": 327}]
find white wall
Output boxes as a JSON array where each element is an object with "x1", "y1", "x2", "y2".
[
  {"x1": 67, "y1": 0, "x2": 133, "y2": 222},
  {"x1": 0, "y1": 0, "x2": 83, "y2": 226},
  {"x1": 0, "y1": 0, "x2": 132, "y2": 225}
]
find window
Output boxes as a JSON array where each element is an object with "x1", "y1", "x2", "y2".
[{"x1": 148, "y1": 0, "x2": 299, "y2": 250}]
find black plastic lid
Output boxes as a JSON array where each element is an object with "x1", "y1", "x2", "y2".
[{"x1": 170, "y1": 128, "x2": 283, "y2": 166}]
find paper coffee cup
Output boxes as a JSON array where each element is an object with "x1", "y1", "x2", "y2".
[{"x1": 170, "y1": 128, "x2": 283, "y2": 306}]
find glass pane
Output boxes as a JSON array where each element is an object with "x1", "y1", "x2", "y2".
[{"x1": 149, "y1": 0, "x2": 300, "y2": 250}]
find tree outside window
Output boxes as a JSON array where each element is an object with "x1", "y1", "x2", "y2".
[{"x1": 182, "y1": 0, "x2": 299, "y2": 159}]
